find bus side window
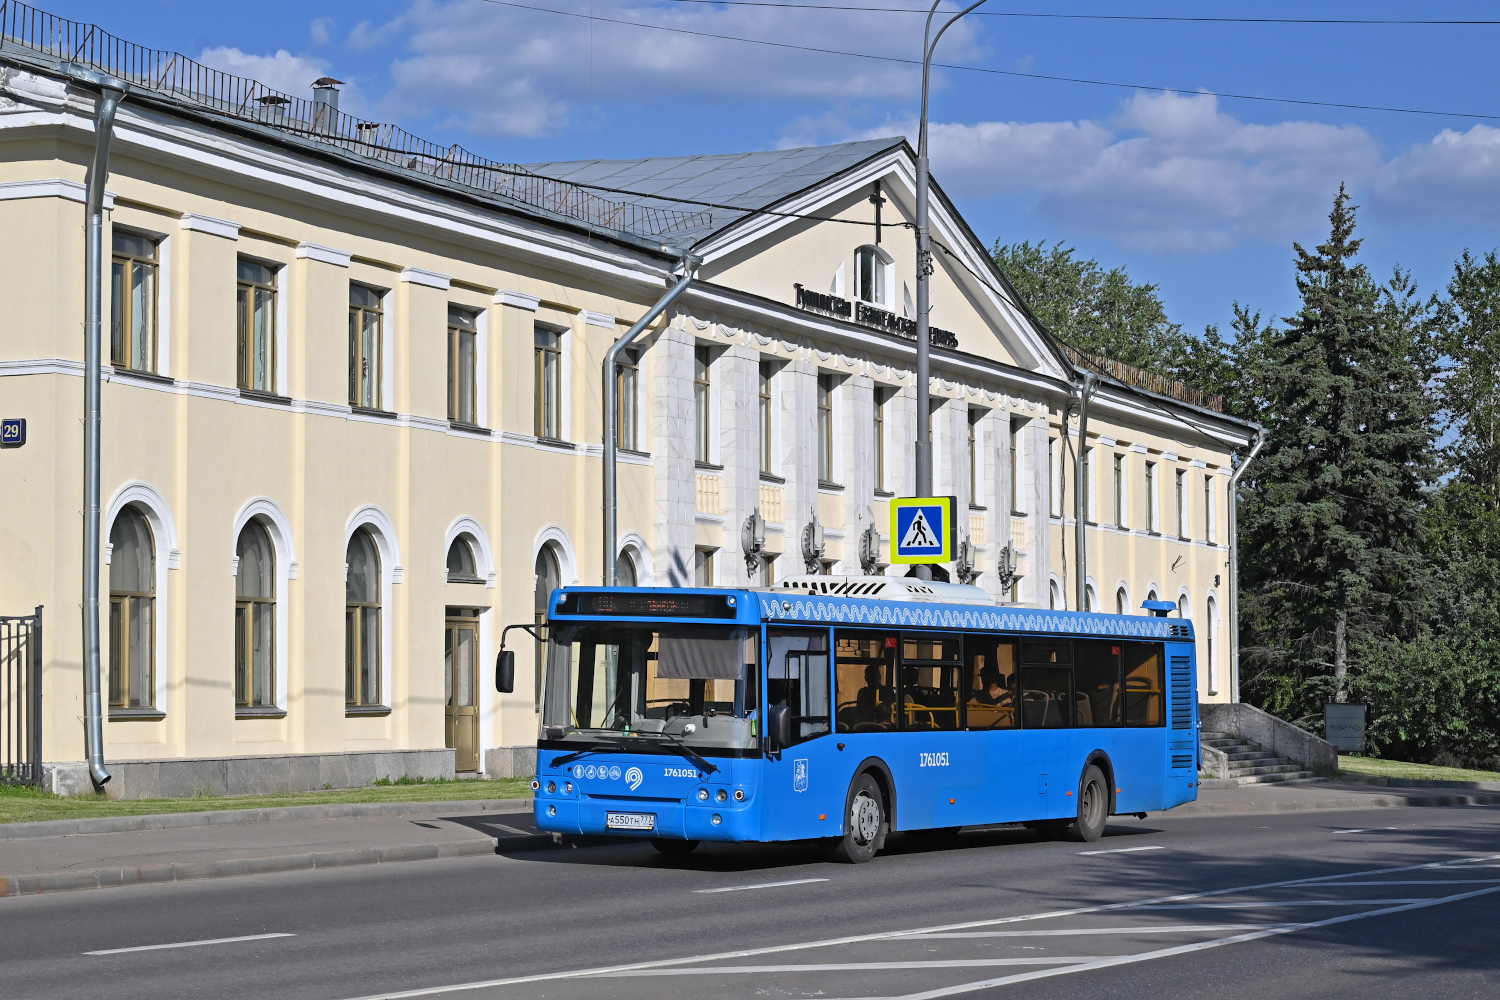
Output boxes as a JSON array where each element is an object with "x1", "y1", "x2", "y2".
[
  {"x1": 1019, "y1": 639, "x2": 1072, "y2": 729},
  {"x1": 964, "y1": 636, "x2": 1017, "y2": 730},
  {"x1": 900, "y1": 634, "x2": 961, "y2": 732},
  {"x1": 834, "y1": 631, "x2": 897, "y2": 733},
  {"x1": 1074, "y1": 640, "x2": 1123, "y2": 727},
  {"x1": 1123, "y1": 642, "x2": 1165, "y2": 726},
  {"x1": 768, "y1": 628, "x2": 831, "y2": 743}
]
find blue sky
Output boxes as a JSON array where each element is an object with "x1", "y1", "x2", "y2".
[{"x1": 44, "y1": 0, "x2": 1500, "y2": 338}]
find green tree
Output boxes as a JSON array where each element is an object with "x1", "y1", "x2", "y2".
[
  {"x1": 993, "y1": 239, "x2": 1194, "y2": 374},
  {"x1": 1238, "y1": 187, "x2": 1438, "y2": 722}
]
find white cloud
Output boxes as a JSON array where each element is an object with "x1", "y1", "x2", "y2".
[
  {"x1": 367, "y1": 0, "x2": 982, "y2": 138},
  {"x1": 864, "y1": 92, "x2": 1385, "y2": 253},
  {"x1": 1380, "y1": 124, "x2": 1500, "y2": 226},
  {"x1": 309, "y1": 18, "x2": 335, "y2": 47},
  {"x1": 197, "y1": 46, "x2": 365, "y2": 115}
]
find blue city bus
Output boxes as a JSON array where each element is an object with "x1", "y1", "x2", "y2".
[{"x1": 527, "y1": 578, "x2": 1199, "y2": 862}]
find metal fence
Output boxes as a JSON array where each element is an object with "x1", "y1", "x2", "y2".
[
  {"x1": 0, "y1": 1, "x2": 711, "y2": 241},
  {"x1": 0, "y1": 606, "x2": 42, "y2": 786}
]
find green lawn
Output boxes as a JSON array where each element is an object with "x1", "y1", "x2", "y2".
[
  {"x1": 0, "y1": 776, "x2": 533, "y2": 825},
  {"x1": 1339, "y1": 755, "x2": 1500, "y2": 783}
]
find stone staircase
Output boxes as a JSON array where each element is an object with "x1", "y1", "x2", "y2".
[{"x1": 1200, "y1": 731, "x2": 1318, "y2": 785}]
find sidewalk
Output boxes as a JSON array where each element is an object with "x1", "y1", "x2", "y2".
[{"x1": 3, "y1": 779, "x2": 1497, "y2": 899}]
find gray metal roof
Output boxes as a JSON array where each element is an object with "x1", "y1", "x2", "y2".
[{"x1": 523, "y1": 138, "x2": 906, "y2": 249}]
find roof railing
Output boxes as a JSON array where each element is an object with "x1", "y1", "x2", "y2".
[
  {"x1": 1060, "y1": 344, "x2": 1224, "y2": 413},
  {"x1": 0, "y1": 0, "x2": 711, "y2": 241}
]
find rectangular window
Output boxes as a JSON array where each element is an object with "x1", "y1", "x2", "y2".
[
  {"x1": 1083, "y1": 446, "x2": 1094, "y2": 523},
  {"x1": 1204, "y1": 474, "x2": 1214, "y2": 542},
  {"x1": 448, "y1": 307, "x2": 478, "y2": 425},
  {"x1": 108, "y1": 591, "x2": 154, "y2": 709},
  {"x1": 965, "y1": 635, "x2": 1018, "y2": 730},
  {"x1": 694, "y1": 345, "x2": 711, "y2": 463},
  {"x1": 836, "y1": 631, "x2": 898, "y2": 733},
  {"x1": 235, "y1": 599, "x2": 275, "y2": 708},
  {"x1": 1009, "y1": 418, "x2": 1021, "y2": 513},
  {"x1": 817, "y1": 373, "x2": 835, "y2": 483},
  {"x1": 759, "y1": 360, "x2": 775, "y2": 474},
  {"x1": 348, "y1": 285, "x2": 384, "y2": 409},
  {"x1": 873, "y1": 388, "x2": 888, "y2": 492},
  {"x1": 1176, "y1": 468, "x2": 1188, "y2": 539},
  {"x1": 1114, "y1": 454, "x2": 1125, "y2": 528},
  {"x1": 1049, "y1": 436, "x2": 1060, "y2": 516},
  {"x1": 901, "y1": 634, "x2": 962, "y2": 732},
  {"x1": 967, "y1": 410, "x2": 981, "y2": 505},
  {"x1": 768, "y1": 628, "x2": 831, "y2": 744},
  {"x1": 534, "y1": 326, "x2": 562, "y2": 439},
  {"x1": 1074, "y1": 640, "x2": 1123, "y2": 727},
  {"x1": 1123, "y1": 642, "x2": 1165, "y2": 726},
  {"x1": 345, "y1": 604, "x2": 382, "y2": 707},
  {"x1": 111, "y1": 231, "x2": 159, "y2": 373},
  {"x1": 236, "y1": 259, "x2": 276, "y2": 393},
  {"x1": 1145, "y1": 461, "x2": 1158, "y2": 533},
  {"x1": 694, "y1": 547, "x2": 715, "y2": 587},
  {"x1": 616, "y1": 348, "x2": 638, "y2": 450},
  {"x1": 1019, "y1": 639, "x2": 1072, "y2": 729}
]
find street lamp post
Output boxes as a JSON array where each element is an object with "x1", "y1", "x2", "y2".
[{"x1": 914, "y1": 0, "x2": 986, "y2": 581}]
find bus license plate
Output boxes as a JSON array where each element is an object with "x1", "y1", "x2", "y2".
[{"x1": 606, "y1": 812, "x2": 656, "y2": 831}]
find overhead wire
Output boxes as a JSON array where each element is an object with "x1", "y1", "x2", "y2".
[
  {"x1": 475, "y1": 0, "x2": 1500, "y2": 121},
  {"x1": 652, "y1": 1, "x2": 1500, "y2": 26}
]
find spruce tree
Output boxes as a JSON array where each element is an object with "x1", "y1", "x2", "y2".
[{"x1": 1239, "y1": 187, "x2": 1437, "y2": 720}]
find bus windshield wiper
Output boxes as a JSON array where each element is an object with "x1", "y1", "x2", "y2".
[
  {"x1": 603, "y1": 733, "x2": 720, "y2": 775},
  {"x1": 548, "y1": 745, "x2": 629, "y2": 769}
]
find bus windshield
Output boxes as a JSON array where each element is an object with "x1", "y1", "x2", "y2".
[{"x1": 542, "y1": 624, "x2": 759, "y2": 751}]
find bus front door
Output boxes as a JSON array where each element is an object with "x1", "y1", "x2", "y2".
[{"x1": 761, "y1": 628, "x2": 845, "y2": 842}]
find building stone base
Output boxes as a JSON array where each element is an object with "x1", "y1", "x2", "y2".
[
  {"x1": 483, "y1": 746, "x2": 537, "y2": 779},
  {"x1": 42, "y1": 748, "x2": 456, "y2": 800}
]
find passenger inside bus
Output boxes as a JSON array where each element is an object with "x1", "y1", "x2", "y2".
[{"x1": 965, "y1": 638, "x2": 1018, "y2": 729}]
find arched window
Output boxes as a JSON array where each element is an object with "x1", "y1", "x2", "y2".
[
  {"x1": 346, "y1": 528, "x2": 382, "y2": 708},
  {"x1": 534, "y1": 546, "x2": 562, "y2": 709},
  {"x1": 1085, "y1": 583, "x2": 1097, "y2": 613},
  {"x1": 855, "y1": 245, "x2": 890, "y2": 306},
  {"x1": 446, "y1": 536, "x2": 480, "y2": 583},
  {"x1": 1206, "y1": 595, "x2": 1219, "y2": 696},
  {"x1": 235, "y1": 521, "x2": 276, "y2": 709},
  {"x1": 1116, "y1": 587, "x2": 1128, "y2": 615},
  {"x1": 615, "y1": 549, "x2": 637, "y2": 588},
  {"x1": 1048, "y1": 578, "x2": 1062, "y2": 611},
  {"x1": 109, "y1": 507, "x2": 155, "y2": 709}
]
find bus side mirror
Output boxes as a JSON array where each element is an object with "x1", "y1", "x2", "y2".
[
  {"x1": 495, "y1": 650, "x2": 515, "y2": 693},
  {"x1": 768, "y1": 703, "x2": 792, "y2": 752}
]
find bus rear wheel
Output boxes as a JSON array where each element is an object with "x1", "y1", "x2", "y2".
[
  {"x1": 827, "y1": 773, "x2": 886, "y2": 864},
  {"x1": 1062, "y1": 765, "x2": 1109, "y2": 843},
  {"x1": 651, "y1": 838, "x2": 700, "y2": 855}
]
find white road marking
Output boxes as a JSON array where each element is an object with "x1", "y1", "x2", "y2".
[
  {"x1": 1138, "y1": 899, "x2": 1427, "y2": 909},
  {"x1": 334, "y1": 853, "x2": 1500, "y2": 1000},
  {"x1": 694, "y1": 878, "x2": 830, "y2": 894},
  {"x1": 1078, "y1": 845, "x2": 1165, "y2": 856},
  {"x1": 85, "y1": 933, "x2": 295, "y2": 956},
  {"x1": 876, "y1": 885, "x2": 1500, "y2": 1000},
  {"x1": 1334, "y1": 828, "x2": 1399, "y2": 834},
  {"x1": 910, "y1": 925, "x2": 1276, "y2": 939},
  {"x1": 599, "y1": 957, "x2": 1108, "y2": 976},
  {"x1": 1316, "y1": 879, "x2": 1500, "y2": 886}
]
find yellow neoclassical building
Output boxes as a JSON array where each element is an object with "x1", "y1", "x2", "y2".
[{"x1": 0, "y1": 7, "x2": 1255, "y2": 796}]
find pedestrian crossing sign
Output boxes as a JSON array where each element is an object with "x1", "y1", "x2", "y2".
[{"x1": 890, "y1": 496, "x2": 957, "y2": 564}]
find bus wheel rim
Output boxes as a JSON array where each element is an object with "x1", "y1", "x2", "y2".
[{"x1": 852, "y1": 793, "x2": 880, "y2": 843}]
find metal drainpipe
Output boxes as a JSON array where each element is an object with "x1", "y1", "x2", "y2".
[
  {"x1": 1227, "y1": 427, "x2": 1266, "y2": 703},
  {"x1": 83, "y1": 83, "x2": 125, "y2": 789},
  {"x1": 1073, "y1": 372, "x2": 1094, "y2": 612},
  {"x1": 602, "y1": 258, "x2": 697, "y2": 585}
]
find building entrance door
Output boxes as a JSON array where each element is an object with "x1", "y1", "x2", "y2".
[{"x1": 445, "y1": 610, "x2": 480, "y2": 771}]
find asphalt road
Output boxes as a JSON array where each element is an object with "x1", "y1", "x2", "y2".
[{"x1": 2, "y1": 805, "x2": 1498, "y2": 1000}]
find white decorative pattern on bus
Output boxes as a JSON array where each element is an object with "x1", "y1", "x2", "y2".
[{"x1": 756, "y1": 596, "x2": 1187, "y2": 639}]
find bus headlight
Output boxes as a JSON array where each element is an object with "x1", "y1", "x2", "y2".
[
  {"x1": 734, "y1": 789, "x2": 745, "y2": 801},
  {"x1": 698, "y1": 788, "x2": 710, "y2": 801},
  {"x1": 547, "y1": 781, "x2": 557, "y2": 794},
  {"x1": 711, "y1": 814, "x2": 723, "y2": 825},
  {"x1": 548, "y1": 805, "x2": 557, "y2": 817},
  {"x1": 530, "y1": 779, "x2": 540, "y2": 791},
  {"x1": 716, "y1": 789, "x2": 728, "y2": 802},
  {"x1": 564, "y1": 782, "x2": 573, "y2": 794}
]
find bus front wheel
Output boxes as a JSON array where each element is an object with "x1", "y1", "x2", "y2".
[
  {"x1": 1062, "y1": 765, "x2": 1109, "y2": 843},
  {"x1": 827, "y1": 773, "x2": 887, "y2": 864}
]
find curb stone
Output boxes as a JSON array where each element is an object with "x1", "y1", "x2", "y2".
[
  {"x1": 1168, "y1": 791, "x2": 1500, "y2": 816},
  {"x1": 0, "y1": 798, "x2": 535, "y2": 841},
  {"x1": 1334, "y1": 773, "x2": 1500, "y2": 792}
]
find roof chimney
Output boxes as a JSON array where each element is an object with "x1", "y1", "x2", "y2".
[{"x1": 311, "y1": 77, "x2": 343, "y2": 116}]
